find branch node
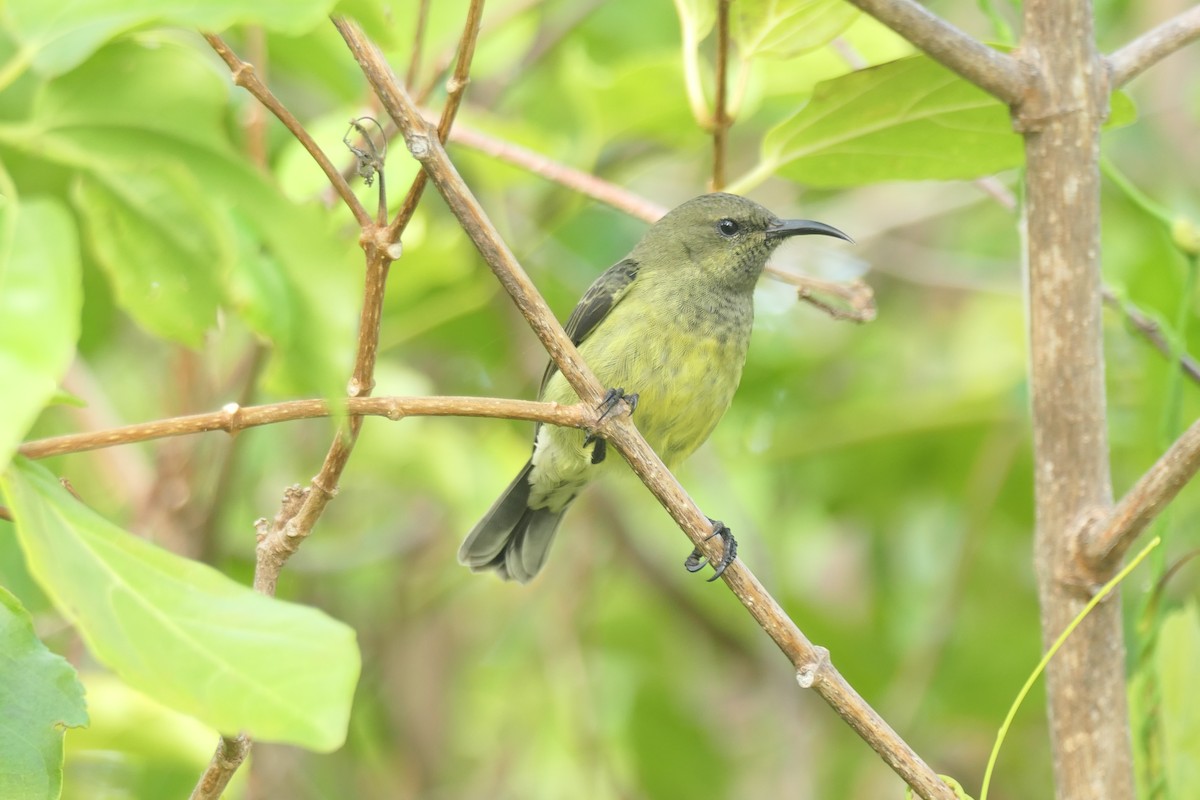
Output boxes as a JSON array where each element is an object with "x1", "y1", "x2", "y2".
[
  {"x1": 1067, "y1": 506, "x2": 1113, "y2": 589},
  {"x1": 221, "y1": 402, "x2": 243, "y2": 435},
  {"x1": 795, "y1": 645, "x2": 831, "y2": 688},
  {"x1": 408, "y1": 133, "x2": 432, "y2": 160}
]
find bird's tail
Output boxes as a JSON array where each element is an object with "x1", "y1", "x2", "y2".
[{"x1": 458, "y1": 460, "x2": 567, "y2": 583}]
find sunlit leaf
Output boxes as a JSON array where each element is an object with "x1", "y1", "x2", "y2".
[
  {"x1": 0, "y1": 195, "x2": 80, "y2": 470},
  {"x1": 672, "y1": 0, "x2": 716, "y2": 42},
  {"x1": 755, "y1": 54, "x2": 1139, "y2": 187},
  {"x1": 2, "y1": 458, "x2": 362, "y2": 753},
  {"x1": 0, "y1": 586, "x2": 88, "y2": 800},
  {"x1": 734, "y1": 0, "x2": 859, "y2": 60},
  {"x1": 0, "y1": 38, "x2": 352, "y2": 397},
  {"x1": 762, "y1": 54, "x2": 1020, "y2": 186},
  {"x1": 2, "y1": 0, "x2": 340, "y2": 77}
]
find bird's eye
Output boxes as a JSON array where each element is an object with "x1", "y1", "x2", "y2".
[{"x1": 716, "y1": 218, "x2": 741, "y2": 238}]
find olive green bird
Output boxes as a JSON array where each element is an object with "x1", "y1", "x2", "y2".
[{"x1": 460, "y1": 192, "x2": 851, "y2": 583}]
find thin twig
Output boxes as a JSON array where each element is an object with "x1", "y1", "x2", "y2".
[
  {"x1": 406, "y1": 0, "x2": 432, "y2": 88},
  {"x1": 335, "y1": 18, "x2": 954, "y2": 800},
  {"x1": 711, "y1": 0, "x2": 732, "y2": 191},
  {"x1": 446, "y1": 122, "x2": 873, "y2": 319},
  {"x1": 1108, "y1": 6, "x2": 1200, "y2": 87},
  {"x1": 843, "y1": 0, "x2": 1031, "y2": 105},
  {"x1": 203, "y1": 33, "x2": 371, "y2": 229},
  {"x1": 189, "y1": 734, "x2": 248, "y2": 800},
  {"x1": 386, "y1": 0, "x2": 486, "y2": 242},
  {"x1": 1103, "y1": 287, "x2": 1200, "y2": 385},
  {"x1": 193, "y1": 24, "x2": 418, "y2": 794},
  {"x1": 448, "y1": 122, "x2": 668, "y2": 221},
  {"x1": 19, "y1": 396, "x2": 591, "y2": 461},
  {"x1": 1081, "y1": 416, "x2": 1200, "y2": 574}
]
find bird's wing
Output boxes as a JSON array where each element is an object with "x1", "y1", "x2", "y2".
[{"x1": 538, "y1": 257, "x2": 640, "y2": 397}]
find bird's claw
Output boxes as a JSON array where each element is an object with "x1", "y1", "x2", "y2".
[
  {"x1": 596, "y1": 387, "x2": 638, "y2": 424},
  {"x1": 684, "y1": 519, "x2": 737, "y2": 581},
  {"x1": 584, "y1": 388, "x2": 640, "y2": 464}
]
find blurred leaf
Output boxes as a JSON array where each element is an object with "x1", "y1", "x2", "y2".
[
  {"x1": 0, "y1": 194, "x2": 80, "y2": 470},
  {"x1": 0, "y1": 585, "x2": 88, "y2": 800},
  {"x1": 0, "y1": 38, "x2": 352, "y2": 397},
  {"x1": 734, "y1": 0, "x2": 859, "y2": 60},
  {"x1": 1157, "y1": 602, "x2": 1200, "y2": 796},
  {"x1": 629, "y1": 681, "x2": 731, "y2": 799},
  {"x1": 2, "y1": 458, "x2": 362, "y2": 753},
  {"x1": 672, "y1": 0, "x2": 716, "y2": 43},
  {"x1": 1, "y1": 0, "x2": 340, "y2": 78},
  {"x1": 71, "y1": 167, "x2": 230, "y2": 348},
  {"x1": 760, "y1": 54, "x2": 1020, "y2": 186},
  {"x1": 752, "y1": 54, "x2": 1139, "y2": 188}
]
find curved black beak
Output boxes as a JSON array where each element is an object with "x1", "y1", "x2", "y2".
[{"x1": 766, "y1": 219, "x2": 854, "y2": 244}]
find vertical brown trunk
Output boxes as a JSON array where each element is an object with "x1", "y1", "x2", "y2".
[{"x1": 1022, "y1": 1, "x2": 1134, "y2": 797}]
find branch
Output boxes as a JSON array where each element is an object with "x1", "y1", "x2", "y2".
[
  {"x1": 445, "y1": 122, "x2": 875, "y2": 320},
  {"x1": 843, "y1": 0, "x2": 1031, "y2": 105},
  {"x1": 1103, "y1": 286, "x2": 1200, "y2": 385},
  {"x1": 711, "y1": 0, "x2": 732, "y2": 190},
  {"x1": 386, "y1": 0, "x2": 485, "y2": 241},
  {"x1": 334, "y1": 18, "x2": 954, "y2": 800},
  {"x1": 1081, "y1": 415, "x2": 1200, "y2": 573},
  {"x1": 18, "y1": 396, "x2": 590, "y2": 460},
  {"x1": 203, "y1": 34, "x2": 371, "y2": 229},
  {"x1": 1108, "y1": 6, "x2": 1200, "y2": 88}
]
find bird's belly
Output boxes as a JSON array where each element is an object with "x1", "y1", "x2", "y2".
[{"x1": 566, "y1": 324, "x2": 747, "y2": 466}]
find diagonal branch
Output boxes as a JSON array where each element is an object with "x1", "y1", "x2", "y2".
[
  {"x1": 843, "y1": 0, "x2": 1032, "y2": 104},
  {"x1": 333, "y1": 17, "x2": 955, "y2": 800},
  {"x1": 386, "y1": 0, "x2": 485, "y2": 242},
  {"x1": 203, "y1": 34, "x2": 371, "y2": 228},
  {"x1": 1081, "y1": 415, "x2": 1200, "y2": 574},
  {"x1": 1108, "y1": 5, "x2": 1200, "y2": 88}
]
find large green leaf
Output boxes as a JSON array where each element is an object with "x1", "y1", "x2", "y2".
[
  {"x1": 750, "y1": 54, "x2": 1138, "y2": 188},
  {"x1": 734, "y1": 0, "x2": 859, "y2": 60},
  {"x1": 1, "y1": 0, "x2": 340, "y2": 78},
  {"x1": 0, "y1": 37, "x2": 352, "y2": 396},
  {"x1": 2, "y1": 458, "x2": 361, "y2": 753},
  {"x1": 72, "y1": 167, "x2": 230, "y2": 348},
  {"x1": 761, "y1": 54, "x2": 1020, "y2": 186},
  {"x1": 0, "y1": 194, "x2": 81, "y2": 470},
  {"x1": 0, "y1": 586, "x2": 88, "y2": 800}
]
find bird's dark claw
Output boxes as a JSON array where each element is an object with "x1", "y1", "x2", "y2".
[
  {"x1": 684, "y1": 518, "x2": 738, "y2": 581},
  {"x1": 596, "y1": 387, "x2": 639, "y2": 424},
  {"x1": 584, "y1": 388, "x2": 640, "y2": 464}
]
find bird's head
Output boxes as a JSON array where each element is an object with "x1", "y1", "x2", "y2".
[{"x1": 632, "y1": 192, "x2": 851, "y2": 292}]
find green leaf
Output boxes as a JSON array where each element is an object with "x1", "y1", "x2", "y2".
[
  {"x1": 672, "y1": 0, "x2": 716, "y2": 43},
  {"x1": 1157, "y1": 602, "x2": 1200, "y2": 796},
  {"x1": 0, "y1": 585, "x2": 88, "y2": 800},
  {"x1": 71, "y1": 166, "x2": 230, "y2": 348},
  {"x1": 2, "y1": 0, "x2": 341, "y2": 77},
  {"x1": 734, "y1": 0, "x2": 859, "y2": 60},
  {"x1": 2, "y1": 458, "x2": 361, "y2": 753},
  {"x1": 0, "y1": 194, "x2": 81, "y2": 470},
  {"x1": 761, "y1": 54, "x2": 1021, "y2": 187},
  {"x1": 748, "y1": 54, "x2": 1140, "y2": 189},
  {"x1": 2, "y1": 38, "x2": 353, "y2": 397}
]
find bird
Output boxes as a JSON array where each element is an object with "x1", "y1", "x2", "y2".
[{"x1": 459, "y1": 192, "x2": 851, "y2": 583}]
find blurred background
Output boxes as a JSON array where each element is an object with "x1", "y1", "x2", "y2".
[{"x1": 4, "y1": 0, "x2": 1199, "y2": 798}]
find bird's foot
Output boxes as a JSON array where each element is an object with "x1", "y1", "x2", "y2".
[
  {"x1": 584, "y1": 388, "x2": 639, "y2": 464},
  {"x1": 684, "y1": 518, "x2": 737, "y2": 582}
]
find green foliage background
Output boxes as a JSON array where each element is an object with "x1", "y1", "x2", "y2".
[{"x1": 1, "y1": 1, "x2": 1198, "y2": 799}]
